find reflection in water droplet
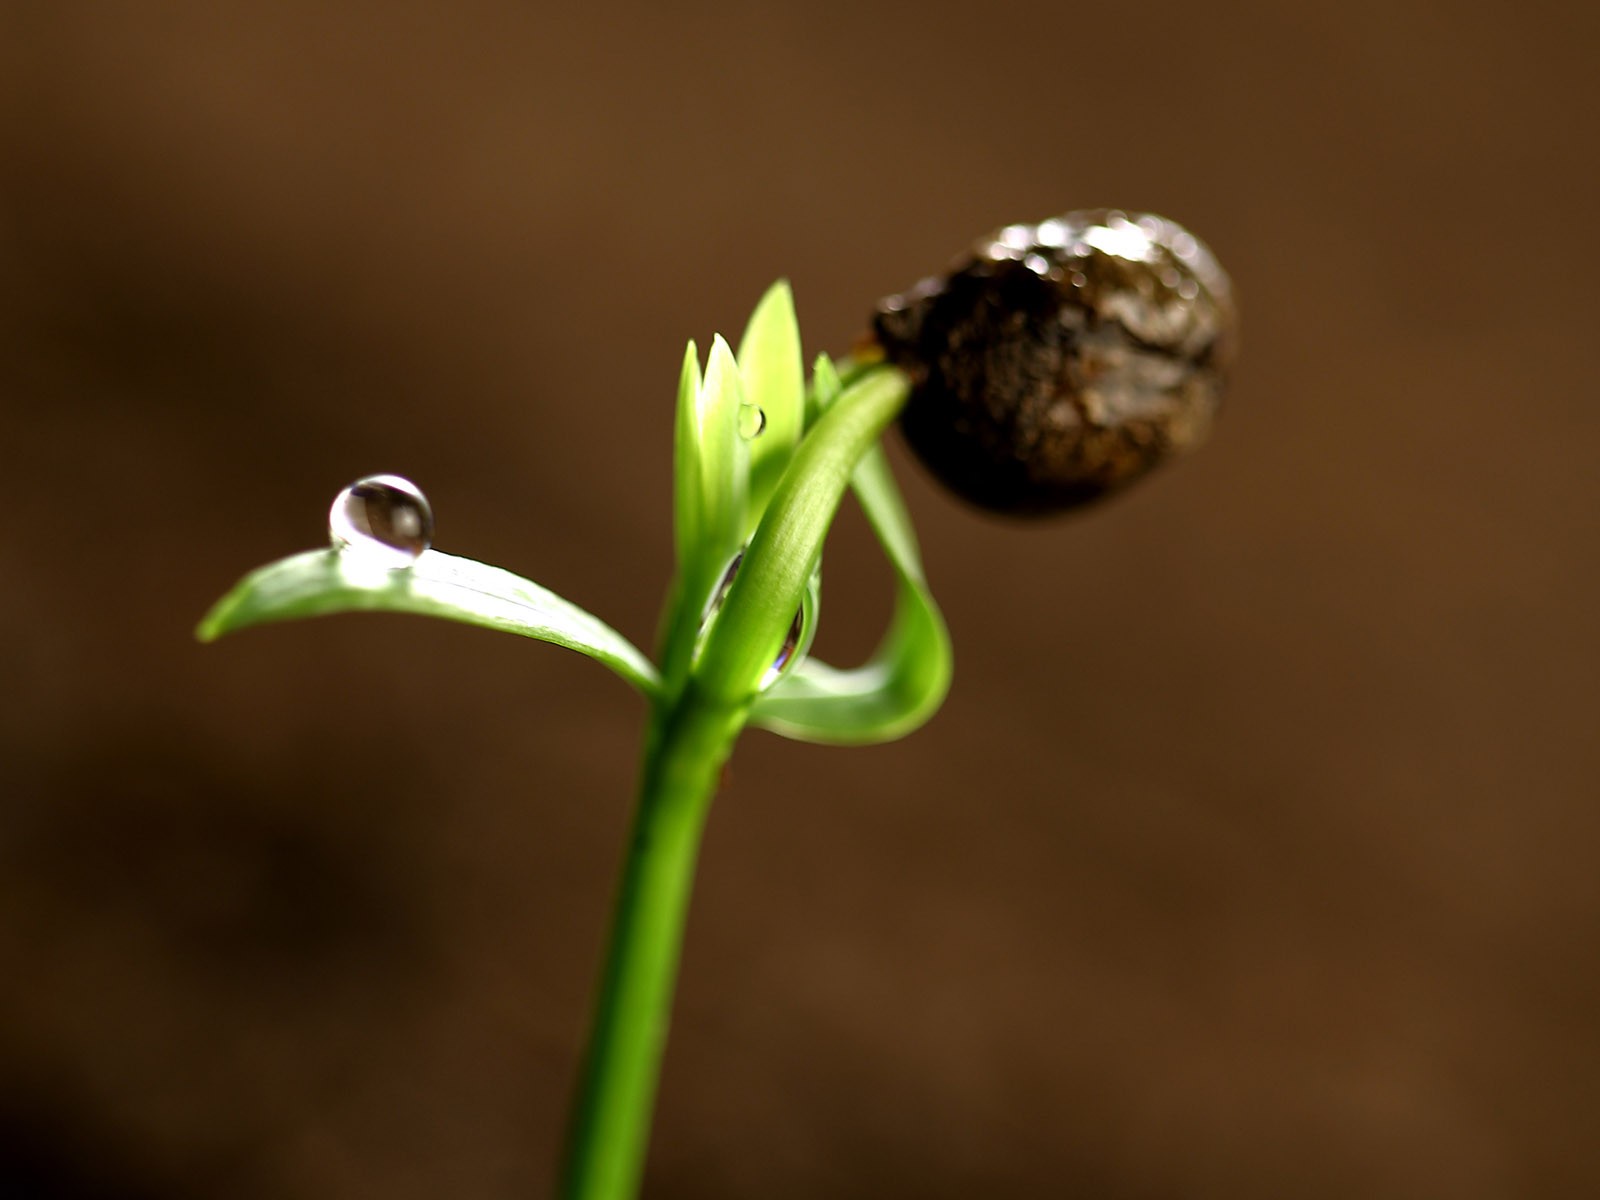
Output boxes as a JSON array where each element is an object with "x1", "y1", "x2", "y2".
[
  {"x1": 329, "y1": 474, "x2": 433, "y2": 568},
  {"x1": 738, "y1": 403, "x2": 767, "y2": 439},
  {"x1": 708, "y1": 552, "x2": 744, "y2": 617},
  {"x1": 702, "y1": 549, "x2": 804, "y2": 687},
  {"x1": 761, "y1": 609, "x2": 805, "y2": 689}
]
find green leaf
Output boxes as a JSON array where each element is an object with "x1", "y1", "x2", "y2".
[
  {"x1": 693, "y1": 365, "x2": 913, "y2": 705},
  {"x1": 806, "y1": 350, "x2": 843, "y2": 427},
  {"x1": 672, "y1": 339, "x2": 703, "y2": 578},
  {"x1": 736, "y1": 280, "x2": 803, "y2": 527},
  {"x1": 657, "y1": 335, "x2": 752, "y2": 688},
  {"x1": 743, "y1": 352, "x2": 951, "y2": 744},
  {"x1": 697, "y1": 334, "x2": 750, "y2": 572},
  {"x1": 750, "y1": 441, "x2": 951, "y2": 744},
  {"x1": 197, "y1": 548, "x2": 661, "y2": 698}
]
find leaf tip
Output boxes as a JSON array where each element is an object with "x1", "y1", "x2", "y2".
[
  {"x1": 702, "y1": 334, "x2": 745, "y2": 407},
  {"x1": 756, "y1": 277, "x2": 794, "y2": 308},
  {"x1": 194, "y1": 599, "x2": 232, "y2": 643}
]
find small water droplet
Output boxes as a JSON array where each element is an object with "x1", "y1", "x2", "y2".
[
  {"x1": 738, "y1": 403, "x2": 767, "y2": 439},
  {"x1": 329, "y1": 474, "x2": 433, "y2": 568},
  {"x1": 707, "y1": 552, "x2": 744, "y2": 617},
  {"x1": 701, "y1": 549, "x2": 804, "y2": 686},
  {"x1": 761, "y1": 609, "x2": 805, "y2": 689}
]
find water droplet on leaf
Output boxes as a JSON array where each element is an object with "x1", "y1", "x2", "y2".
[
  {"x1": 702, "y1": 549, "x2": 804, "y2": 687},
  {"x1": 761, "y1": 609, "x2": 805, "y2": 690},
  {"x1": 738, "y1": 403, "x2": 767, "y2": 439},
  {"x1": 705, "y1": 551, "x2": 744, "y2": 619},
  {"x1": 329, "y1": 474, "x2": 434, "y2": 568}
]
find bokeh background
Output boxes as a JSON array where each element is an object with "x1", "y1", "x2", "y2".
[{"x1": 3, "y1": 2, "x2": 1596, "y2": 1197}]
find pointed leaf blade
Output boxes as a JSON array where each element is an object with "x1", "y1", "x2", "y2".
[
  {"x1": 808, "y1": 351, "x2": 843, "y2": 427},
  {"x1": 749, "y1": 424, "x2": 952, "y2": 744},
  {"x1": 737, "y1": 280, "x2": 804, "y2": 523},
  {"x1": 698, "y1": 334, "x2": 750, "y2": 569},
  {"x1": 198, "y1": 548, "x2": 661, "y2": 698},
  {"x1": 673, "y1": 339, "x2": 703, "y2": 576}
]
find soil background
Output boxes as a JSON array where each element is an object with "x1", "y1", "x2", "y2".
[{"x1": 2, "y1": 3, "x2": 1597, "y2": 1197}]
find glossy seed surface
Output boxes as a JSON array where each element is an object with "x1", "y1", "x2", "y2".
[{"x1": 873, "y1": 210, "x2": 1236, "y2": 515}]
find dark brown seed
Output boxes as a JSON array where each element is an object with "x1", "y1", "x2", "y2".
[{"x1": 872, "y1": 210, "x2": 1236, "y2": 515}]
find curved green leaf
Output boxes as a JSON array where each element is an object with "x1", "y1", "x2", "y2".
[
  {"x1": 751, "y1": 444, "x2": 951, "y2": 743},
  {"x1": 197, "y1": 548, "x2": 661, "y2": 698},
  {"x1": 693, "y1": 365, "x2": 911, "y2": 704},
  {"x1": 749, "y1": 355, "x2": 952, "y2": 744}
]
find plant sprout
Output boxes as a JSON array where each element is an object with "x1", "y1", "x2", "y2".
[{"x1": 199, "y1": 211, "x2": 1234, "y2": 1200}]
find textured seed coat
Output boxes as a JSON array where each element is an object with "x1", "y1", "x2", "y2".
[{"x1": 873, "y1": 210, "x2": 1236, "y2": 515}]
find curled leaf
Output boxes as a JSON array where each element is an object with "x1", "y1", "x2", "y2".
[
  {"x1": 751, "y1": 444, "x2": 950, "y2": 743},
  {"x1": 693, "y1": 364, "x2": 918, "y2": 706},
  {"x1": 750, "y1": 356, "x2": 952, "y2": 743}
]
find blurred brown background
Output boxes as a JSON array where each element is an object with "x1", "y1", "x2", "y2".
[{"x1": 2, "y1": 2, "x2": 1596, "y2": 1197}]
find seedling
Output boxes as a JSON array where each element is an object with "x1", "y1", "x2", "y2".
[{"x1": 199, "y1": 211, "x2": 1234, "y2": 1199}]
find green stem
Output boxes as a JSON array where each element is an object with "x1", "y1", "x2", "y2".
[
  {"x1": 559, "y1": 685, "x2": 745, "y2": 1200},
  {"x1": 560, "y1": 365, "x2": 911, "y2": 1198}
]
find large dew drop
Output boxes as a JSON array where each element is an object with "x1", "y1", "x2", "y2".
[{"x1": 329, "y1": 474, "x2": 434, "y2": 568}]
